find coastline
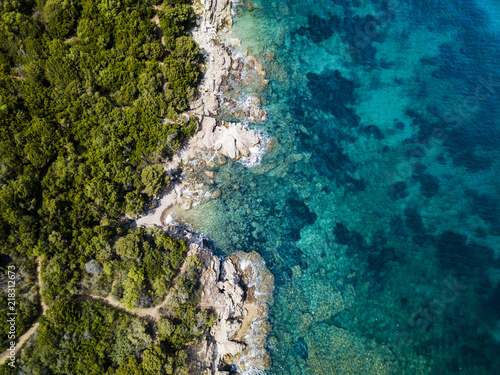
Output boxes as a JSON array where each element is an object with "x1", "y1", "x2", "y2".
[
  {"x1": 136, "y1": 0, "x2": 269, "y2": 227},
  {"x1": 162, "y1": 218, "x2": 274, "y2": 374},
  {"x1": 137, "y1": 0, "x2": 274, "y2": 373}
]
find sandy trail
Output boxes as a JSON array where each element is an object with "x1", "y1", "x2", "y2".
[
  {"x1": 0, "y1": 321, "x2": 40, "y2": 365},
  {"x1": 0, "y1": 256, "x2": 178, "y2": 364},
  {"x1": 0, "y1": 258, "x2": 45, "y2": 365}
]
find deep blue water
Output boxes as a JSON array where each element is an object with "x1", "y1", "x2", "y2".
[{"x1": 183, "y1": 0, "x2": 500, "y2": 373}]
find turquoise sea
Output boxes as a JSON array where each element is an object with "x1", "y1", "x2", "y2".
[{"x1": 184, "y1": 0, "x2": 500, "y2": 373}]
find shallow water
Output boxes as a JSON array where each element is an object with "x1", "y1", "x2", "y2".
[{"x1": 182, "y1": 0, "x2": 500, "y2": 373}]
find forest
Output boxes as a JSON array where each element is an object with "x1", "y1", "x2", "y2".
[{"x1": 0, "y1": 0, "x2": 210, "y2": 372}]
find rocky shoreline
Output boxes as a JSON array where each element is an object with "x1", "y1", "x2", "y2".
[
  {"x1": 163, "y1": 224, "x2": 274, "y2": 374},
  {"x1": 138, "y1": 0, "x2": 275, "y2": 373},
  {"x1": 137, "y1": 0, "x2": 269, "y2": 226}
]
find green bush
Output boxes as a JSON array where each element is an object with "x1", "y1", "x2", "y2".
[
  {"x1": 172, "y1": 35, "x2": 199, "y2": 62},
  {"x1": 141, "y1": 164, "x2": 169, "y2": 196},
  {"x1": 160, "y1": 3, "x2": 196, "y2": 50},
  {"x1": 43, "y1": 0, "x2": 79, "y2": 38},
  {"x1": 112, "y1": 227, "x2": 189, "y2": 307}
]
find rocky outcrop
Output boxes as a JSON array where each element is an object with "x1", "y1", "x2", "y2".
[
  {"x1": 161, "y1": 225, "x2": 274, "y2": 375},
  {"x1": 187, "y1": 118, "x2": 261, "y2": 160},
  {"x1": 189, "y1": 0, "x2": 266, "y2": 126},
  {"x1": 205, "y1": 0, "x2": 233, "y2": 31},
  {"x1": 137, "y1": 1, "x2": 275, "y2": 371},
  {"x1": 189, "y1": 248, "x2": 274, "y2": 374},
  {"x1": 189, "y1": 0, "x2": 234, "y2": 118}
]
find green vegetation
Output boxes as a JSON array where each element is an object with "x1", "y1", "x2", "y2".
[
  {"x1": 0, "y1": 299, "x2": 211, "y2": 374},
  {"x1": 0, "y1": 0, "x2": 212, "y2": 372},
  {"x1": 44, "y1": 0, "x2": 79, "y2": 39},
  {"x1": 0, "y1": 0, "x2": 200, "y2": 296},
  {"x1": 107, "y1": 227, "x2": 189, "y2": 309}
]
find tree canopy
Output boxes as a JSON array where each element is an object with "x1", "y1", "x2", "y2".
[
  {"x1": 0, "y1": 0, "x2": 211, "y2": 373},
  {"x1": 0, "y1": 0, "x2": 200, "y2": 284}
]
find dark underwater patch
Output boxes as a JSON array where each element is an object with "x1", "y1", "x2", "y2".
[
  {"x1": 277, "y1": 244, "x2": 308, "y2": 270},
  {"x1": 367, "y1": 246, "x2": 398, "y2": 273},
  {"x1": 289, "y1": 96, "x2": 364, "y2": 193},
  {"x1": 274, "y1": 266, "x2": 293, "y2": 286},
  {"x1": 442, "y1": 110, "x2": 499, "y2": 172},
  {"x1": 483, "y1": 282, "x2": 500, "y2": 318},
  {"x1": 333, "y1": 222, "x2": 365, "y2": 251},
  {"x1": 306, "y1": 70, "x2": 359, "y2": 127},
  {"x1": 360, "y1": 124, "x2": 384, "y2": 139},
  {"x1": 404, "y1": 45, "x2": 500, "y2": 170},
  {"x1": 466, "y1": 190, "x2": 499, "y2": 225},
  {"x1": 435, "y1": 231, "x2": 494, "y2": 277},
  {"x1": 297, "y1": 14, "x2": 336, "y2": 43},
  {"x1": 431, "y1": 44, "x2": 474, "y2": 81},
  {"x1": 389, "y1": 181, "x2": 409, "y2": 201},
  {"x1": 409, "y1": 0, "x2": 488, "y2": 30},
  {"x1": 343, "y1": 175, "x2": 366, "y2": 193},
  {"x1": 380, "y1": 60, "x2": 395, "y2": 69},
  {"x1": 292, "y1": 337, "x2": 308, "y2": 360},
  {"x1": 413, "y1": 173, "x2": 440, "y2": 198},
  {"x1": 406, "y1": 109, "x2": 437, "y2": 143},
  {"x1": 311, "y1": 139, "x2": 353, "y2": 180},
  {"x1": 404, "y1": 206, "x2": 424, "y2": 234},
  {"x1": 457, "y1": 345, "x2": 493, "y2": 370},
  {"x1": 364, "y1": 231, "x2": 402, "y2": 289},
  {"x1": 298, "y1": 12, "x2": 384, "y2": 67},
  {"x1": 449, "y1": 149, "x2": 494, "y2": 172},
  {"x1": 390, "y1": 216, "x2": 409, "y2": 238},
  {"x1": 333, "y1": 224, "x2": 401, "y2": 289},
  {"x1": 394, "y1": 119, "x2": 405, "y2": 130},
  {"x1": 404, "y1": 206, "x2": 429, "y2": 246},
  {"x1": 284, "y1": 195, "x2": 317, "y2": 241}
]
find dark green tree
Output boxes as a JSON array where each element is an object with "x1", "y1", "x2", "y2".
[{"x1": 43, "y1": 0, "x2": 79, "y2": 38}]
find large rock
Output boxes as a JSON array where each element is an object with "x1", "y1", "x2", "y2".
[
  {"x1": 212, "y1": 121, "x2": 261, "y2": 160},
  {"x1": 191, "y1": 117, "x2": 262, "y2": 161},
  {"x1": 204, "y1": 0, "x2": 233, "y2": 30},
  {"x1": 191, "y1": 250, "x2": 274, "y2": 374}
]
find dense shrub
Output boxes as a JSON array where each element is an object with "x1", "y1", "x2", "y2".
[{"x1": 0, "y1": 0, "x2": 208, "y2": 372}]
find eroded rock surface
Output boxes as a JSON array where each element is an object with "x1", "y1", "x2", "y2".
[{"x1": 188, "y1": 246, "x2": 274, "y2": 374}]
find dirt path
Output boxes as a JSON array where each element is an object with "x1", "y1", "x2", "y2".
[
  {"x1": 0, "y1": 256, "x2": 178, "y2": 365},
  {"x1": 85, "y1": 293, "x2": 162, "y2": 320},
  {"x1": 152, "y1": 5, "x2": 166, "y2": 48},
  {"x1": 0, "y1": 321, "x2": 39, "y2": 365},
  {"x1": 0, "y1": 258, "x2": 45, "y2": 365}
]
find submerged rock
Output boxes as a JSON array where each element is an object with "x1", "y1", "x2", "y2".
[
  {"x1": 284, "y1": 195, "x2": 317, "y2": 241},
  {"x1": 306, "y1": 69, "x2": 359, "y2": 127},
  {"x1": 292, "y1": 337, "x2": 309, "y2": 360}
]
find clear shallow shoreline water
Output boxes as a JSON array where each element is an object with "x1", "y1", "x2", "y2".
[{"x1": 183, "y1": 0, "x2": 500, "y2": 373}]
